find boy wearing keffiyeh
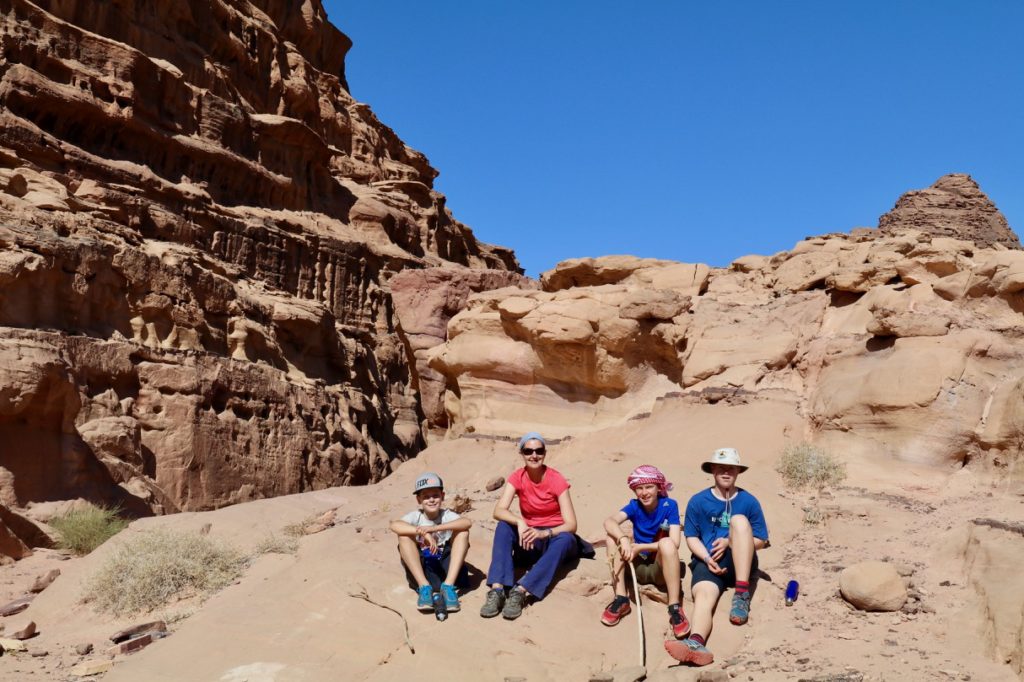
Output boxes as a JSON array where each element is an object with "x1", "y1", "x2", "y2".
[{"x1": 601, "y1": 465, "x2": 691, "y2": 639}]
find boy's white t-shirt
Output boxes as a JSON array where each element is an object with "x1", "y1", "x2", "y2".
[{"x1": 401, "y1": 509, "x2": 460, "y2": 549}]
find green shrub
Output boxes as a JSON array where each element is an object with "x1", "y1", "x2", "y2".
[
  {"x1": 49, "y1": 504, "x2": 128, "y2": 555},
  {"x1": 84, "y1": 528, "x2": 248, "y2": 616},
  {"x1": 776, "y1": 443, "x2": 847, "y2": 493}
]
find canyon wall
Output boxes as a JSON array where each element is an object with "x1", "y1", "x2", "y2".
[{"x1": 0, "y1": 0, "x2": 522, "y2": 557}]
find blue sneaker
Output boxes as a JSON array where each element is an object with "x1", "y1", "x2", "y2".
[
  {"x1": 664, "y1": 637, "x2": 714, "y2": 666},
  {"x1": 416, "y1": 585, "x2": 434, "y2": 612},
  {"x1": 729, "y1": 591, "x2": 751, "y2": 625},
  {"x1": 440, "y1": 583, "x2": 461, "y2": 612}
]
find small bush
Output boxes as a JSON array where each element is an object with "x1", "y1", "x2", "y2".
[
  {"x1": 84, "y1": 528, "x2": 248, "y2": 616},
  {"x1": 254, "y1": 533, "x2": 299, "y2": 555},
  {"x1": 50, "y1": 504, "x2": 128, "y2": 555},
  {"x1": 776, "y1": 443, "x2": 847, "y2": 492}
]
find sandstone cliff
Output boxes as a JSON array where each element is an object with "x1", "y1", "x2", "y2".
[
  {"x1": 0, "y1": 0, "x2": 521, "y2": 558},
  {"x1": 430, "y1": 176, "x2": 1024, "y2": 479}
]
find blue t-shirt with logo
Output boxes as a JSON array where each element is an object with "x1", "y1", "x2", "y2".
[
  {"x1": 683, "y1": 488, "x2": 768, "y2": 554},
  {"x1": 621, "y1": 497, "x2": 681, "y2": 544}
]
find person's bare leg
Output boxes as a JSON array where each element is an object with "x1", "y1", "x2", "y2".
[
  {"x1": 729, "y1": 514, "x2": 754, "y2": 583},
  {"x1": 444, "y1": 530, "x2": 470, "y2": 585},
  {"x1": 657, "y1": 537, "x2": 681, "y2": 605},
  {"x1": 690, "y1": 580, "x2": 720, "y2": 640},
  {"x1": 397, "y1": 536, "x2": 430, "y2": 588},
  {"x1": 605, "y1": 536, "x2": 628, "y2": 596}
]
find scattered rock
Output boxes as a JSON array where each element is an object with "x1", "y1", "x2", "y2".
[
  {"x1": 697, "y1": 671, "x2": 729, "y2": 682},
  {"x1": 75, "y1": 642, "x2": 94, "y2": 655},
  {"x1": 29, "y1": 568, "x2": 60, "y2": 593},
  {"x1": 840, "y1": 561, "x2": 908, "y2": 611},
  {"x1": 449, "y1": 494, "x2": 473, "y2": 514},
  {"x1": 0, "y1": 595, "x2": 34, "y2": 616},
  {"x1": 0, "y1": 637, "x2": 27, "y2": 652},
  {"x1": 8, "y1": 620, "x2": 36, "y2": 639},
  {"x1": 30, "y1": 649, "x2": 47, "y2": 657},
  {"x1": 485, "y1": 476, "x2": 505, "y2": 492},
  {"x1": 69, "y1": 659, "x2": 114, "y2": 676},
  {"x1": 110, "y1": 620, "x2": 167, "y2": 643},
  {"x1": 106, "y1": 633, "x2": 153, "y2": 656}
]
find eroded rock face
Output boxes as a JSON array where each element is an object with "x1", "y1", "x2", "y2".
[
  {"x1": 430, "y1": 179, "x2": 1024, "y2": 478},
  {"x1": 389, "y1": 267, "x2": 535, "y2": 432},
  {"x1": 0, "y1": 0, "x2": 520, "y2": 555},
  {"x1": 879, "y1": 174, "x2": 1019, "y2": 249}
]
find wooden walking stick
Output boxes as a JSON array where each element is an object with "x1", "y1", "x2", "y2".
[{"x1": 627, "y1": 560, "x2": 646, "y2": 668}]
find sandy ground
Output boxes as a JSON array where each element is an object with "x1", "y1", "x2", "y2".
[{"x1": 1, "y1": 396, "x2": 1021, "y2": 681}]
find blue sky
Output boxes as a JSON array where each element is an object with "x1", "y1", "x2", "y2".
[{"x1": 324, "y1": 2, "x2": 1023, "y2": 277}]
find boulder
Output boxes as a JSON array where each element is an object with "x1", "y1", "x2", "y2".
[{"x1": 839, "y1": 561, "x2": 908, "y2": 611}]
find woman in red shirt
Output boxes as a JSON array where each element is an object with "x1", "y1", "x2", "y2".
[{"x1": 479, "y1": 432, "x2": 579, "y2": 620}]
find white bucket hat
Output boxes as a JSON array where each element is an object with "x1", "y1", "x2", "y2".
[{"x1": 701, "y1": 447, "x2": 749, "y2": 474}]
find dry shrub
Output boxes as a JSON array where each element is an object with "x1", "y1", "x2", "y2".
[
  {"x1": 776, "y1": 443, "x2": 847, "y2": 493},
  {"x1": 254, "y1": 533, "x2": 299, "y2": 555},
  {"x1": 85, "y1": 528, "x2": 248, "y2": 616},
  {"x1": 49, "y1": 504, "x2": 127, "y2": 555}
]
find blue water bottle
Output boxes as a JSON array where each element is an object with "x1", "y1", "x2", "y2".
[
  {"x1": 432, "y1": 591, "x2": 448, "y2": 621},
  {"x1": 785, "y1": 580, "x2": 799, "y2": 606}
]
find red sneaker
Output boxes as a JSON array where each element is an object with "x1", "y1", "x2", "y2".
[
  {"x1": 600, "y1": 595, "x2": 631, "y2": 626},
  {"x1": 668, "y1": 604, "x2": 691, "y2": 639}
]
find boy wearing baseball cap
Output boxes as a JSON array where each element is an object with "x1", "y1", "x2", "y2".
[
  {"x1": 666, "y1": 448, "x2": 769, "y2": 666},
  {"x1": 389, "y1": 472, "x2": 472, "y2": 613},
  {"x1": 601, "y1": 465, "x2": 691, "y2": 639}
]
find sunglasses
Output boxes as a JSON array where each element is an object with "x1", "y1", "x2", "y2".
[{"x1": 520, "y1": 447, "x2": 546, "y2": 455}]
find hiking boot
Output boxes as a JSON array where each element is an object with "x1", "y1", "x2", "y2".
[
  {"x1": 440, "y1": 583, "x2": 461, "y2": 612},
  {"x1": 480, "y1": 588, "x2": 505, "y2": 618},
  {"x1": 600, "y1": 595, "x2": 631, "y2": 626},
  {"x1": 416, "y1": 585, "x2": 434, "y2": 612},
  {"x1": 664, "y1": 637, "x2": 714, "y2": 666},
  {"x1": 668, "y1": 603, "x2": 691, "y2": 639},
  {"x1": 502, "y1": 588, "x2": 528, "y2": 620},
  {"x1": 729, "y1": 591, "x2": 751, "y2": 625}
]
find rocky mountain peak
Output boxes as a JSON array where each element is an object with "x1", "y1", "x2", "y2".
[{"x1": 878, "y1": 173, "x2": 1019, "y2": 248}]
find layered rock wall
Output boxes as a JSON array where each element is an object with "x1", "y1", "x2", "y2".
[{"x1": 0, "y1": 0, "x2": 520, "y2": 557}]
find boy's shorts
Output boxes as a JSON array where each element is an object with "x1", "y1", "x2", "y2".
[
  {"x1": 630, "y1": 552, "x2": 685, "y2": 588},
  {"x1": 401, "y1": 544, "x2": 469, "y2": 592},
  {"x1": 689, "y1": 549, "x2": 758, "y2": 592},
  {"x1": 632, "y1": 554, "x2": 665, "y2": 587}
]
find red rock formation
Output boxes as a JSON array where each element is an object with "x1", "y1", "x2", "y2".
[
  {"x1": 0, "y1": 0, "x2": 520, "y2": 556},
  {"x1": 878, "y1": 173, "x2": 1019, "y2": 249}
]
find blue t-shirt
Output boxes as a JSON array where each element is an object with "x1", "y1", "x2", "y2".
[
  {"x1": 683, "y1": 488, "x2": 768, "y2": 554},
  {"x1": 621, "y1": 497, "x2": 681, "y2": 544}
]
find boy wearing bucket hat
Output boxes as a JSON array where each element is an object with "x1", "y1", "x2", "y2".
[
  {"x1": 666, "y1": 448, "x2": 769, "y2": 666},
  {"x1": 601, "y1": 465, "x2": 691, "y2": 639},
  {"x1": 390, "y1": 472, "x2": 472, "y2": 613}
]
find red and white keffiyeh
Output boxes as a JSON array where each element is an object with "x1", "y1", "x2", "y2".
[{"x1": 627, "y1": 465, "x2": 673, "y2": 497}]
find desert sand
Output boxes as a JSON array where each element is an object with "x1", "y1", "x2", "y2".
[{"x1": 3, "y1": 396, "x2": 1022, "y2": 680}]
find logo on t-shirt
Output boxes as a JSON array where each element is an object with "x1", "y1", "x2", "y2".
[{"x1": 711, "y1": 512, "x2": 731, "y2": 528}]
